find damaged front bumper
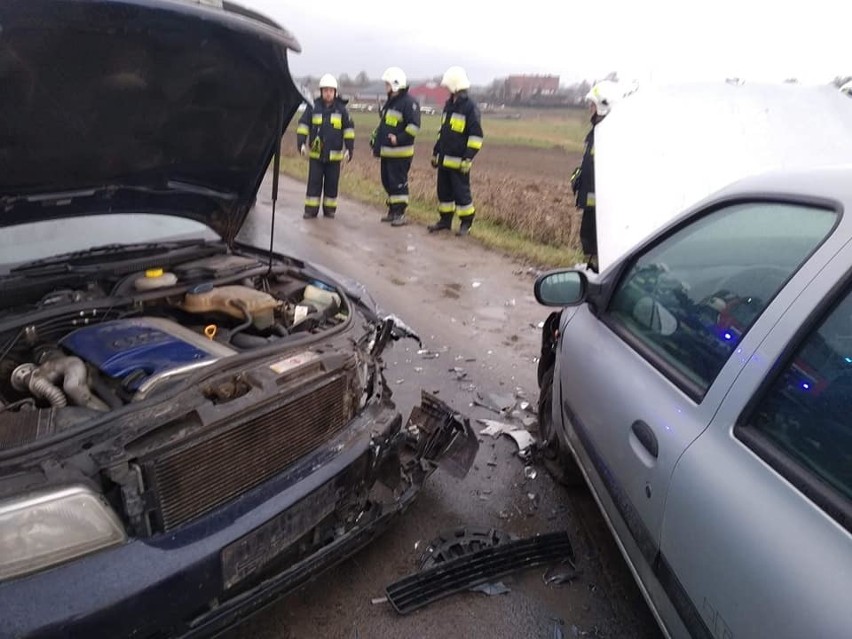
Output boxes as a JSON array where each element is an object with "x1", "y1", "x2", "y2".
[{"x1": 0, "y1": 393, "x2": 477, "y2": 639}]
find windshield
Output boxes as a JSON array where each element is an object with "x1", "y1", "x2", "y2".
[{"x1": 0, "y1": 214, "x2": 217, "y2": 272}]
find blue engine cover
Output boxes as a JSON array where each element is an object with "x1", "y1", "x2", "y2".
[{"x1": 61, "y1": 319, "x2": 216, "y2": 391}]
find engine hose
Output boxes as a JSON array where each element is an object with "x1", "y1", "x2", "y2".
[
  {"x1": 89, "y1": 373, "x2": 124, "y2": 410},
  {"x1": 11, "y1": 363, "x2": 67, "y2": 408},
  {"x1": 228, "y1": 300, "x2": 254, "y2": 343},
  {"x1": 42, "y1": 357, "x2": 110, "y2": 411}
]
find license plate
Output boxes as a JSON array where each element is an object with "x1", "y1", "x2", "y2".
[{"x1": 221, "y1": 481, "x2": 338, "y2": 589}]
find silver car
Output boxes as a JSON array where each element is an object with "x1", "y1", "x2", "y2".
[{"x1": 535, "y1": 166, "x2": 852, "y2": 638}]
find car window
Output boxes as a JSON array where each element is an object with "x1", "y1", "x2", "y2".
[
  {"x1": 607, "y1": 201, "x2": 836, "y2": 397},
  {"x1": 745, "y1": 288, "x2": 852, "y2": 504}
]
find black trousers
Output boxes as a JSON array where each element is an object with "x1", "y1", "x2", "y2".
[
  {"x1": 380, "y1": 158, "x2": 411, "y2": 214},
  {"x1": 305, "y1": 159, "x2": 341, "y2": 215},
  {"x1": 579, "y1": 206, "x2": 597, "y2": 258},
  {"x1": 436, "y1": 168, "x2": 474, "y2": 217}
]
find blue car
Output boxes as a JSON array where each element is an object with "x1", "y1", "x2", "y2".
[{"x1": 0, "y1": 1, "x2": 477, "y2": 636}]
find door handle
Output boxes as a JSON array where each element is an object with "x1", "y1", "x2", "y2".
[{"x1": 631, "y1": 420, "x2": 658, "y2": 458}]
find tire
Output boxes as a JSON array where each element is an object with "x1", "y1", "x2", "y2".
[{"x1": 538, "y1": 365, "x2": 585, "y2": 488}]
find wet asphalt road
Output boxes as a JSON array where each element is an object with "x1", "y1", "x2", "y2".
[{"x1": 224, "y1": 174, "x2": 662, "y2": 639}]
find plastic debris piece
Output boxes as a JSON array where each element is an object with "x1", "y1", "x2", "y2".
[
  {"x1": 474, "y1": 391, "x2": 516, "y2": 414},
  {"x1": 395, "y1": 379, "x2": 405, "y2": 384},
  {"x1": 524, "y1": 466, "x2": 538, "y2": 480},
  {"x1": 522, "y1": 416, "x2": 538, "y2": 429},
  {"x1": 507, "y1": 429, "x2": 536, "y2": 456},
  {"x1": 543, "y1": 559, "x2": 579, "y2": 586},
  {"x1": 371, "y1": 596, "x2": 388, "y2": 605},
  {"x1": 472, "y1": 281, "x2": 482, "y2": 288},
  {"x1": 477, "y1": 419, "x2": 517, "y2": 438},
  {"x1": 470, "y1": 581, "x2": 511, "y2": 596},
  {"x1": 386, "y1": 531, "x2": 574, "y2": 614},
  {"x1": 407, "y1": 245, "x2": 416, "y2": 252},
  {"x1": 504, "y1": 298, "x2": 516, "y2": 307},
  {"x1": 414, "y1": 367, "x2": 424, "y2": 373}
]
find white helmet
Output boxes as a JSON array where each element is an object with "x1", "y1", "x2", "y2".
[
  {"x1": 318, "y1": 73, "x2": 338, "y2": 91},
  {"x1": 585, "y1": 80, "x2": 620, "y2": 116},
  {"x1": 381, "y1": 67, "x2": 407, "y2": 91},
  {"x1": 841, "y1": 80, "x2": 852, "y2": 97},
  {"x1": 441, "y1": 66, "x2": 470, "y2": 93}
]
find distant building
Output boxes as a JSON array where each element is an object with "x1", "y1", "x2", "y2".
[
  {"x1": 409, "y1": 82, "x2": 450, "y2": 107},
  {"x1": 503, "y1": 75, "x2": 560, "y2": 100}
]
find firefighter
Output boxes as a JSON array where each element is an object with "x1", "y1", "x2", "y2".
[
  {"x1": 371, "y1": 66, "x2": 420, "y2": 227},
  {"x1": 428, "y1": 66, "x2": 483, "y2": 237},
  {"x1": 570, "y1": 80, "x2": 616, "y2": 272},
  {"x1": 296, "y1": 74, "x2": 354, "y2": 219}
]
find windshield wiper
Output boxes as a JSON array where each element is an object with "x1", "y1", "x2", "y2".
[{"x1": 10, "y1": 239, "x2": 212, "y2": 273}]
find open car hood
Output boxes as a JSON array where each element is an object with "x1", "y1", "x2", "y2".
[
  {"x1": 0, "y1": 0, "x2": 304, "y2": 243},
  {"x1": 595, "y1": 82, "x2": 852, "y2": 270}
]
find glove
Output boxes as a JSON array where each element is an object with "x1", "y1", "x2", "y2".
[
  {"x1": 344, "y1": 149, "x2": 351, "y2": 162},
  {"x1": 369, "y1": 127, "x2": 377, "y2": 149},
  {"x1": 430, "y1": 155, "x2": 439, "y2": 169},
  {"x1": 459, "y1": 159, "x2": 472, "y2": 174},
  {"x1": 299, "y1": 144, "x2": 307, "y2": 158}
]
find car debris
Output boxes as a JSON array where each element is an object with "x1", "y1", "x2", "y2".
[
  {"x1": 385, "y1": 531, "x2": 574, "y2": 614},
  {"x1": 469, "y1": 581, "x2": 511, "y2": 596},
  {"x1": 543, "y1": 559, "x2": 579, "y2": 586},
  {"x1": 473, "y1": 391, "x2": 517, "y2": 414}
]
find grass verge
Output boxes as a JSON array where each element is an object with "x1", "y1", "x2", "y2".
[{"x1": 279, "y1": 155, "x2": 583, "y2": 269}]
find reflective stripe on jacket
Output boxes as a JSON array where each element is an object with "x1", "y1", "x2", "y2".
[
  {"x1": 373, "y1": 89, "x2": 421, "y2": 159},
  {"x1": 433, "y1": 91, "x2": 483, "y2": 170},
  {"x1": 296, "y1": 98, "x2": 355, "y2": 162}
]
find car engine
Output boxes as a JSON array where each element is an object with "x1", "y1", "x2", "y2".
[{"x1": 0, "y1": 252, "x2": 352, "y2": 433}]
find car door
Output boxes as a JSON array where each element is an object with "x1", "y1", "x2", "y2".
[
  {"x1": 661, "y1": 239, "x2": 852, "y2": 639},
  {"x1": 557, "y1": 198, "x2": 839, "y2": 585}
]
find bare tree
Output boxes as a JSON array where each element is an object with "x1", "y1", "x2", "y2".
[{"x1": 355, "y1": 71, "x2": 370, "y2": 86}]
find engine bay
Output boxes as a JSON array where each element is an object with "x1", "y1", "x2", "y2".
[{"x1": 0, "y1": 251, "x2": 353, "y2": 426}]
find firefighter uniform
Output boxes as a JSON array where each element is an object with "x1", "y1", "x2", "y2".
[
  {"x1": 575, "y1": 123, "x2": 597, "y2": 259},
  {"x1": 372, "y1": 88, "x2": 421, "y2": 223},
  {"x1": 430, "y1": 91, "x2": 483, "y2": 235},
  {"x1": 296, "y1": 97, "x2": 354, "y2": 218}
]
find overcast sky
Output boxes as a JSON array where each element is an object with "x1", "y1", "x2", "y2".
[{"x1": 240, "y1": 0, "x2": 849, "y2": 87}]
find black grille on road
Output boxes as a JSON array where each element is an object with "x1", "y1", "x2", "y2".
[{"x1": 144, "y1": 374, "x2": 351, "y2": 531}]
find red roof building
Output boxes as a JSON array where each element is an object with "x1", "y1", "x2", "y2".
[{"x1": 409, "y1": 82, "x2": 450, "y2": 107}]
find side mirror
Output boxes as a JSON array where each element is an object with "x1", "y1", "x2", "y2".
[{"x1": 534, "y1": 270, "x2": 587, "y2": 306}]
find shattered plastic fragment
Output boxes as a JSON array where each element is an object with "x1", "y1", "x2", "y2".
[
  {"x1": 470, "y1": 582, "x2": 511, "y2": 596},
  {"x1": 395, "y1": 379, "x2": 405, "y2": 384},
  {"x1": 524, "y1": 466, "x2": 538, "y2": 480},
  {"x1": 371, "y1": 596, "x2": 388, "y2": 605},
  {"x1": 472, "y1": 281, "x2": 482, "y2": 288},
  {"x1": 477, "y1": 419, "x2": 517, "y2": 438},
  {"x1": 543, "y1": 559, "x2": 579, "y2": 586},
  {"x1": 414, "y1": 367, "x2": 424, "y2": 373}
]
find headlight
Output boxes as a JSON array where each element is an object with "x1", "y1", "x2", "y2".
[{"x1": 0, "y1": 485, "x2": 126, "y2": 581}]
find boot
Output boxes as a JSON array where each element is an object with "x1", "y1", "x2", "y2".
[
  {"x1": 456, "y1": 214, "x2": 474, "y2": 237},
  {"x1": 391, "y1": 214, "x2": 407, "y2": 227},
  {"x1": 428, "y1": 213, "x2": 453, "y2": 233},
  {"x1": 380, "y1": 209, "x2": 394, "y2": 222}
]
